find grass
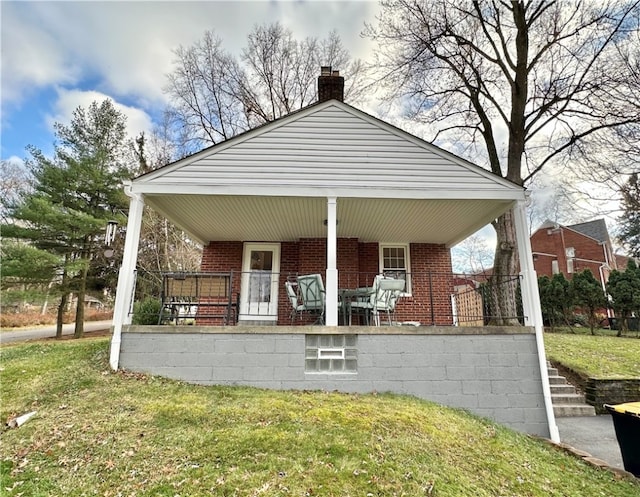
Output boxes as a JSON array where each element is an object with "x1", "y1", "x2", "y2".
[
  {"x1": 544, "y1": 329, "x2": 640, "y2": 379},
  {"x1": 1, "y1": 338, "x2": 638, "y2": 496}
]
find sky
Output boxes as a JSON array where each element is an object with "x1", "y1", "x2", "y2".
[
  {"x1": 1, "y1": 0, "x2": 380, "y2": 163},
  {"x1": 0, "y1": 0, "x2": 626, "y2": 261}
]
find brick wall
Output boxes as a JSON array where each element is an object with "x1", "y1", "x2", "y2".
[
  {"x1": 401, "y1": 244, "x2": 454, "y2": 325},
  {"x1": 200, "y1": 239, "x2": 454, "y2": 325},
  {"x1": 531, "y1": 227, "x2": 611, "y2": 284}
]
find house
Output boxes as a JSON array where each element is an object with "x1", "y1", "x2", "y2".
[
  {"x1": 530, "y1": 219, "x2": 619, "y2": 287},
  {"x1": 109, "y1": 67, "x2": 558, "y2": 441}
]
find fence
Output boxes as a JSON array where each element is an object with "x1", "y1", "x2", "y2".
[{"x1": 127, "y1": 270, "x2": 524, "y2": 327}]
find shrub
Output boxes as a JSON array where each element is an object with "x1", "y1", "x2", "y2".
[{"x1": 132, "y1": 298, "x2": 162, "y2": 325}]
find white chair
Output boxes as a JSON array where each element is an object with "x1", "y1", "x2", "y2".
[
  {"x1": 297, "y1": 274, "x2": 326, "y2": 324},
  {"x1": 375, "y1": 278, "x2": 405, "y2": 325},
  {"x1": 285, "y1": 281, "x2": 304, "y2": 322}
]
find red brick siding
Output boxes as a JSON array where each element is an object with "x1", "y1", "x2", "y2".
[
  {"x1": 199, "y1": 239, "x2": 454, "y2": 325},
  {"x1": 198, "y1": 242, "x2": 243, "y2": 325},
  {"x1": 399, "y1": 243, "x2": 454, "y2": 325},
  {"x1": 531, "y1": 227, "x2": 611, "y2": 284}
]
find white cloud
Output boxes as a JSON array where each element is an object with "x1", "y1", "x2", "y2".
[
  {"x1": 1, "y1": 2, "x2": 81, "y2": 102},
  {"x1": 2, "y1": 1, "x2": 377, "y2": 107},
  {"x1": 47, "y1": 89, "x2": 154, "y2": 141}
]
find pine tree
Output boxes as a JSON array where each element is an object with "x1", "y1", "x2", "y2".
[
  {"x1": 570, "y1": 269, "x2": 607, "y2": 335},
  {"x1": 2, "y1": 100, "x2": 133, "y2": 337},
  {"x1": 607, "y1": 259, "x2": 640, "y2": 335}
]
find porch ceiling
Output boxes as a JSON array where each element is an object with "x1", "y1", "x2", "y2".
[{"x1": 145, "y1": 195, "x2": 513, "y2": 247}]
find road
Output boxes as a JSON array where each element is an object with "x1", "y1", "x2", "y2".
[{"x1": 0, "y1": 320, "x2": 112, "y2": 344}]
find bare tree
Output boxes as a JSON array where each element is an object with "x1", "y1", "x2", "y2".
[
  {"x1": 165, "y1": 23, "x2": 368, "y2": 153},
  {"x1": 366, "y1": 0, "x2": 640, "y2": 323},
  {"x1": 0, "y1": 159, "x2": 29, "y2": 223},
  {"x1": 165, "y1": 31, "x2": 248, "y2": 152},
  {"x1": 452, "y1": 233, "x2": 495, "y2": 274},
  {"x1": 133, "y1": 130, "x2": 202, "y2": 281}
]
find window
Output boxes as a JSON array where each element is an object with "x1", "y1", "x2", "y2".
[
  {"x1": 379, "y1": 244, "x2": 411, "y2": 293},
  {"x1": 552, "y1": 260, "x2": 559, "y2": 275},
  {"x1": 305, "y1": 335, "x2": 357, "y2": 373}
]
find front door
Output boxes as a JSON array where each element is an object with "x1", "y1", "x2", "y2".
[{"x1": 239, "y1": 243, "x2": 281, "y2": 321}]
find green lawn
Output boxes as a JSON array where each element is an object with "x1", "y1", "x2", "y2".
[
  {"x1": 1, "y1": 338, "x2": 637, "y2": 496},
  {"x1": 544, "y1": 331, "x2": 640, "y2": 379}
]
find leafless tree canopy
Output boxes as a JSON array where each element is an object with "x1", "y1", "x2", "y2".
[
  {"x1": 165, "y1": 23, "x2": 368, "y2": 153},
  {"x1": 366, "y1": 0, "x2": 639, "y2": 323},
  {"x1": 366, "y1": 0, "x2": 639, "y2": 185}
]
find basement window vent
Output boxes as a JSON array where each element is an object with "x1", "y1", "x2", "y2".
[{"x1": 305, "y1": 335, "x2": 357, "y2": 373}]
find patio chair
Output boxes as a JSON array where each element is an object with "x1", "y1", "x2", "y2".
[
  {"x1": 297, "y1": 274, "x2": 326, "y2": 324},
  {"x1": 284, "y1": 280, "x2": 305, "y2": 322},
  {"x1": 351, "y1": 275, "x2": 405, "y2": 326},
  {"x1": 376, "y1": 278, "x2": 405, "y2": 325}
]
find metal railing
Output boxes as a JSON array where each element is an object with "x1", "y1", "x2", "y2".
[{"x1": 127, "y1": 270, "x2": 524, "y2": 327}]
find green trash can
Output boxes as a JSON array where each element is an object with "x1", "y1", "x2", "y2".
[{"x1": 605, "y1": 402, "x2": 640, "y2": 477}]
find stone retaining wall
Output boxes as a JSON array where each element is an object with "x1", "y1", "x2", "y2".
[
  {"x1": 118, "y1": 325, "x2": 551, "y2": 438},
  {"x1": 585, "y1": 379, "x2": 640, "y2": 414}
]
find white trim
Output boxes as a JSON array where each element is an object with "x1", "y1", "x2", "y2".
[
  {"x1": 513, "y1": 200, "x2": 559, "y2": 443},
  {"x1": 379, "y1": 243, "x2": 412, "y2": 295},
  {"x1": 239, "y1": 243, "x2": 281, "y2": 320},
  {"x1": 131, "y1": 182, "x2": 524, "y2": 200},
  {"x1": 109, "y1": 187, "x2": 144, "y2": 370}
]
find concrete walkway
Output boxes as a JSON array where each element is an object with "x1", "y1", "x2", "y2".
[
  {"x1": 0, "y1": 320, "x2": 112, "y2": 344},
  {"x1": 556, "y1": 415, "x2": 624, "y2": 470}
]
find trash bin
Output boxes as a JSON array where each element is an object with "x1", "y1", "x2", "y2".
[{"x1": 605, "y1": 402, "x2": 640, "y2": 477}]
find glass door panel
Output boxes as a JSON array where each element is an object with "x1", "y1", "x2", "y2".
[{"x1": 240, "y1": 243, "x2": 280, "y2": 320}]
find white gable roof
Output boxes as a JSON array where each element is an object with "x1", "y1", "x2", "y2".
[
  {"x1": 133, "y1": 100, "x2": 524, "y2": 246},
  {"x1": 134, "y1": 100, "x2": 521, "y2": 200}
]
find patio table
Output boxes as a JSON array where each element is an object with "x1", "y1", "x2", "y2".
[{"x1": 339, "y1": 287, "x2": 374, "y2": 325}]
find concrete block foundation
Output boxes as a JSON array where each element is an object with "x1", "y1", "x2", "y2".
[{"x1": 118, "y1": 325, "x2": 551, "y2": 438}]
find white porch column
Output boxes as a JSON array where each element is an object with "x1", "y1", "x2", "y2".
[
  {"x1": 513, "y1": 199, "x2": 560, "y2": 443},
  {"x1": 109, "y1": 185, "x2": 144, "y2": 370},
  {"x1": 325, "y1": 197, "x2": 338, "y2": 326}
]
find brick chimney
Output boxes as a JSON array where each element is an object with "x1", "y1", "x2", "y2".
[{"x1": 317, "y1": 66, "x2": 344, "y2": 102}]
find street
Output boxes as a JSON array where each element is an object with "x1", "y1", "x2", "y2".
[{"x1": 0, "y1": 320, "x2": 112, "y2": 344}]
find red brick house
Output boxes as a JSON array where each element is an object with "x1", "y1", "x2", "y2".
[
  {"x1": 530, "y1": 219, "x2": 618, "y2": 287},
  {"x1": 108, "y1": 68, "x2": 559, "y2": 440}
]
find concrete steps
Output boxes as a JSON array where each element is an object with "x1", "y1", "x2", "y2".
[{"x1": 548, "y1": 364, "x2": 596, "y2": 417}]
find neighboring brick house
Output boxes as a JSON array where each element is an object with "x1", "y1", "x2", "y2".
[{"x1": 530, "y1": 219, "x2": 619, "y2": 287}]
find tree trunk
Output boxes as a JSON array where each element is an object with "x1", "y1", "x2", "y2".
[
  {"x1": 74, "y1": 256, "x2": 89, "y2": 338},
  {"x1": 56, "y1": 262, "x2": 70, "y2": 339},
  {"x1": 56, "y1": 292, "x2": 68, "y2": 339},
  {"x1": 490, "y1": 210, "x2": 521, "y2": 326}
]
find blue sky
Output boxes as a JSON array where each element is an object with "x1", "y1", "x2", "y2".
[{"x1": 1, "y1": 0, "x2": 379, "y2": 163}]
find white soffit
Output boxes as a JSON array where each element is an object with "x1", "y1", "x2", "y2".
[{"x1": 144, "y1": 195, "x2": 512, "y2": 247}]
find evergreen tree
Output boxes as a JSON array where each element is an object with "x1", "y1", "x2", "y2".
[
  {"x1": 570, "y1": 269, "x2": 607, "y2": 335},
  {"x1": 607, "y1": 259, "x2": 640, "y2": 335},
  {"x1": 538, "y1": 273, "x2": 572, "y2": 330},
  {"x1": 2, "y1": 100, "x2": 133, "y2": 337}
]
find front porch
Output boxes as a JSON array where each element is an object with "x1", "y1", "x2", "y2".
[
  {"x1": 129, "y1": 269, "x2": 522, "y2": 328},
  {"x1": 108, "y1": 98, "x2": 559, "y2": 441}
]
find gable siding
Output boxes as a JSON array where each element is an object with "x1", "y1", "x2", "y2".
[{"x1": 148, "y1": 106, "x2": 512, "y2": 194}]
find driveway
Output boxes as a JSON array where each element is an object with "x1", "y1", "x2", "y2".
[
  {"x1": 556, "y1": 415, "x2": 624, "y2": 470},
  {"x1": 0, "y1": 320, "x2": 112, "y2": 344}
]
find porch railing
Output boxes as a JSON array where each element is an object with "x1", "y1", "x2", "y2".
[{"x1": 128, "y1": 270, "x2": 524, "y2": 327}]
